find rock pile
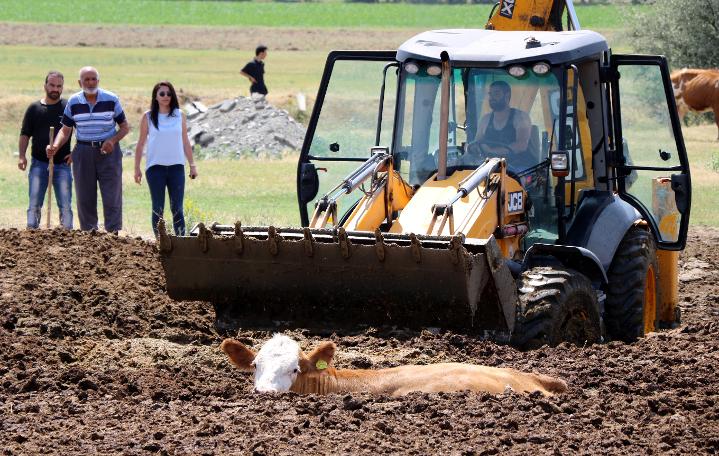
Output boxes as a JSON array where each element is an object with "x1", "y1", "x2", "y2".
[{"x1": 184, "y1": 96, "x2": 305, "y2": 159}]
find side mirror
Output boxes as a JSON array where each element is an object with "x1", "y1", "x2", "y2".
[{"x1": 551, "y1": 150, "x2": 569, "y2": 177}]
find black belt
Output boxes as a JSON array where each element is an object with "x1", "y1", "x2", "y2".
[{"x1": 77, "y1": 140, "x2": 107, "y2": 148}]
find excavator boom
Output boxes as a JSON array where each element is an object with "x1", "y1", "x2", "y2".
[{"x1": 485, "y1": 0, "x2": 579, "y2": 32}]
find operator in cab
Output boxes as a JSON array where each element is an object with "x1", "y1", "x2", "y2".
[{"x1": 470, "y1": 80, "x2": 533, "y2": 171}]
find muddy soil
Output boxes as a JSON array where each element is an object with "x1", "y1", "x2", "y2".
[{"x1": 1, "y1": 227, "x2": 718, "y2": 455}]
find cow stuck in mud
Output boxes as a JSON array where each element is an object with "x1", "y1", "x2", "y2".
[{"x1": 220, "y1": 334, "x2": 567, "y2": 397}]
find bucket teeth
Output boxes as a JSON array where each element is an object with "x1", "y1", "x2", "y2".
[
  {"x1": 197, "y1": 223, "x2": 211, "y2": 253},
  {"x1": 267, "y1": 226, "x2": 280, "y2": 256},
  {"x1": 338, "y1": 227, "x2": 352, "y2": 259},
  {"x1": 374, "y1": 229, "x2": 386, "y2": 262},
  {"x1": 410, "y1": 233, "x2": 422, "y2": 263},
  {"x1": 234, "y1": 221, "x2": 244, "y2": 255},
  {"x1": 303, "y1": 227, "x2": 315, "y2": 257},
  {"x1": 157, "y1": 219, "x2": 173, "y2": 253},
  {"x1": 449, "y1": 235, "x2": 463, "y2": 265}
]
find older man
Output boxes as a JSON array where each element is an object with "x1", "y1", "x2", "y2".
[
  {"x1": 18, "y1": 70, "x2": 73, "y2": 229},
  {"x1": 47, "y1": 66, "x2": 130, "y2": 233}
]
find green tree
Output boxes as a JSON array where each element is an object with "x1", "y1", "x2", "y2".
[{"x1": 628, "y1": 0, "x2": 719, "y2": 67}]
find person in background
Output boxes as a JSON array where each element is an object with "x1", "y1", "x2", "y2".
[
  {"x1": 47, "y1": 66, "x2": 130, "y2": 233},
  {"x1": 134, "y1": 81, "x2": 197, "y2": 236},
  {"x1": 240, "y1": 45, "x2": 268, "y2": 99},
  {"x1": 18, "y1": 70, "x2": 73, "y2": 229}
]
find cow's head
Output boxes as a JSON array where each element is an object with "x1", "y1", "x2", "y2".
[{"x1": 220, "y1": 334, "x2": 336, "y2": 393}]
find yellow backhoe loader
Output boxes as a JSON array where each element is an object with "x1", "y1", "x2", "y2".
[{"x1": 159, "y1": 0, "x2": 691, "y2": 347}]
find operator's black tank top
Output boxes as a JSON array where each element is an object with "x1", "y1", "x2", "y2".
[{"x1": 484, "y1": 108, "x2": 517, "y2": 144}]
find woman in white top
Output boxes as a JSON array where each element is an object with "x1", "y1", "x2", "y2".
[{"x1": 134, "y1": 81, "x2": 197, "y2": 236}]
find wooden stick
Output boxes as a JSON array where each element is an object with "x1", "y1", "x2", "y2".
[{"x1": 46, "y1": 126, "x2": 55, "y2": 229}]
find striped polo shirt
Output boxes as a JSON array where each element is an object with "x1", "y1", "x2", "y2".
[{"x1": 62, "y1": 88, "x2": 126, "y2": 142}]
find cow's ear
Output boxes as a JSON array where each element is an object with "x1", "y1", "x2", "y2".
[
  {"x1": 306, "y1": 341, "x2": 336, "y2": 370},
  {"x1": 220, "y1": 339, "x2": 256, "y2": 372}
]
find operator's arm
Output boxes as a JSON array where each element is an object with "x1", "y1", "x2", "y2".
[
  {"x1": 509, "y1": 111, "x2": 531, "y2": 154},
  {"x1": 474, "y1": 114, "x2": 490, "y2": 142}
]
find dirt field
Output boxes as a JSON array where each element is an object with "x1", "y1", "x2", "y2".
[
  {"x1": 1, "y1": 227, "x2": 718, "y2": 454},
  {"x1": 0, "y1": 22, "x2": 418, "y2": 51}
]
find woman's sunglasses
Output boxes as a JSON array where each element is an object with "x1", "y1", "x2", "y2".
[{"x1": 157, "y1": 91, "x2": 171, "y2": 97}]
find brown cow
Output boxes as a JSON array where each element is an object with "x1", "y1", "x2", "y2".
[
  {"x1": 670, "y1": 68, "x2": 719, "y2": 139},
  {"x1": 220, "y1": 334, "x2": 567, "y2": 397}
]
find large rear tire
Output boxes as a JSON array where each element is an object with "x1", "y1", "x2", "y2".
[
  {"x1": 605, "y1": 227, "x2": 658, "y2": 342},
  {"x1": 512, "y1": 266, "x2": 601, "y2": 349}
]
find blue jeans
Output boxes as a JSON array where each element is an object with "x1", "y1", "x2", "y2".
[
  {"x1": 28, "y1": 160, "x2": 73, "y2": 229},
  {"x1": 146, "y1": 164, "x2": 186, "y2": 236}
]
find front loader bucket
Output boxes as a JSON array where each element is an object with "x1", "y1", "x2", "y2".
[{"x1": 159, "y1": 222, "x2": 518, "y2": 333}]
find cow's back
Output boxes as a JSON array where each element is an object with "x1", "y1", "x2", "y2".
[
  {"x1": 388, "y1": 363, "x2": 567, "y2": 396},
  {"x1": 672, "y1": 68, "x2": 707, "y2": 85},
  {"x1": 672, "y1": 68, "x2": 719, "y2": 113},
  {"x1": 682, "y1": 72, "x2": 719, "y2": 110}
]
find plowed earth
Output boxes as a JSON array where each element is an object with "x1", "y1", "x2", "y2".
[{"x1": 1, "y1": 227, "x2": 718, "y2": 455}]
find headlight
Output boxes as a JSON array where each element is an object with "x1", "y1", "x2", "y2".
[
  {"x1": 426, "y1": 65, "x2": 442, "y2": 76},
  {"x1": 533, "y1": 62, "x2": 551, "y2": 75},
  {"x1": 508, "y1": 65, "x2": 527, "y2": 78},
  {"x1": 551, "y1": 151, "x2": 570, "y2": 177},
  {"x1": 404, "y1": 62, "x2": 419, "y2": 74}
]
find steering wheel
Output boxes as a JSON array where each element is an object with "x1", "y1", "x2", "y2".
[{"x1": 466, "y1": 140, "x2": 513, "y2": 159}]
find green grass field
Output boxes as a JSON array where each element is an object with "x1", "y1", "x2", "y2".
[
  {"x1": 0, "y1": 46, "x2": 326, "y2": 100},
  {"x1": 0, "y1": 1, "x2": 635, "y2": 29},
  {"x1": 0, "y1": 156, "x2": 300, "y2": 236}
]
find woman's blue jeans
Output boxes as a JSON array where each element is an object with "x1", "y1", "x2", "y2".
[
  {"x1": 27, "y1": 159, "x2": 73, "y2": 229},
  {"x1": 145, "y1": 164, "x2": 186, "y2": 236}
]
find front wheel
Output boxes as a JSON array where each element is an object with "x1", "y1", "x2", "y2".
[
  {"x1": 512, "y1": 266, "x2": 602, "y2": 349},
  {"x1": 604, "y1": 227, "x2": 658, "y2": 342}
]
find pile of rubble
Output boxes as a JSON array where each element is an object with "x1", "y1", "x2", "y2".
[{"x1": 184, "y1": 96, "x2": 306, "y2": 159}]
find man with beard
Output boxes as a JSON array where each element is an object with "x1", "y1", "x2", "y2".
[
  {"x1": 47, "y1": 66, "x2": 130, "y2": 233},
  {"x1": 18, "y1": 71, "x2": 74, "y2": 229},
  {"x1": 471, "y1": 80, "x2": 533, "y2": 170}
]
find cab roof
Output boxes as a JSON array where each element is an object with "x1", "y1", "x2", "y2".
[{"x1": 396, "y1": 29, "x2": 608, "y2": 67}]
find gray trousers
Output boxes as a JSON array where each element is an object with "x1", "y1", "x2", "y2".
[{"x1": 71, "y1": 142, "x2": 122, "y2": 232}]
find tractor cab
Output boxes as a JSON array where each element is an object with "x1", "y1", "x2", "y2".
[{"x1": 297, "y1": 28, "x2": 690, "y2": 255}]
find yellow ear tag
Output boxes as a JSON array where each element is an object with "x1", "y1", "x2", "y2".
[{"x1": 315, "y1": 359, "x2": 328, "y2": 370}]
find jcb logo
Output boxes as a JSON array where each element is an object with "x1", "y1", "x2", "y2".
[
  {"x1": 508, "y1": 191, "x2": 523, "y2": 213},
  {"x1": 500, "y1": 0, "x2": 516, "y2": 18}
]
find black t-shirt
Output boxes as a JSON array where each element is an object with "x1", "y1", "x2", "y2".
[
  {"x1": 241, "y1": 59, "x2": 268, "y2": 95},
  {"x1": 20, "y1": 99, "x2": 72, "y2": 164}
]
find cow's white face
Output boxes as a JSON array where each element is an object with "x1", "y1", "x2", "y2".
[{"x1": 252, "y1": 334, "x2": 302, "y2": 393}]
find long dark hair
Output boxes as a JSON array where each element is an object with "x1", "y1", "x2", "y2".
[{"x1": 150, "y1": 81, "x2": 180, "y2": 129}]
